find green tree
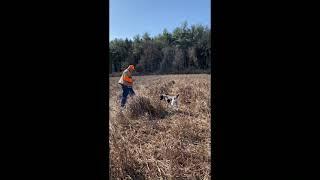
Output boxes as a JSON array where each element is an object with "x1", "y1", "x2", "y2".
[
  {"x1": 132, "y1": 35, "x2": 143, "y2": 65},
  {"x1": 142, "y1": 32, "x2": 151, "y2": 42},
  {"x1": 109, "y1": 21, "x2": 211, "y2": 74}
]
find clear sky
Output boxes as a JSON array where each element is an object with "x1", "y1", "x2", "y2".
[{"x1": 110, "y1": 0, "x2": 211, "y2": 41}]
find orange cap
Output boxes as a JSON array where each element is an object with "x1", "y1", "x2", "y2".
[{"x1": 128, "y1": 65, "x2": 135, "y2": 70}]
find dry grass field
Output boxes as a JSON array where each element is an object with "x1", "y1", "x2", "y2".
[{"x1": 109, "y1": 74, "x2": 211, "y2": 179}]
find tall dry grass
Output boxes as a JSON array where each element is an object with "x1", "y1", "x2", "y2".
[{"x1": 109, "y1": 74, "x2": 211, "y2": 179}]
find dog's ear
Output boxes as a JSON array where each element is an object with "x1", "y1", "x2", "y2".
[
  {"x1": 176, "y1": 94, "x2": 179, "y2": 98},
  {"x1": 160, "y1": 94, "x2": 164, "y2": 100}
]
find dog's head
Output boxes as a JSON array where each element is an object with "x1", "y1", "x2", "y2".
[
  {"x1": 160, "y1": 94, "x2": 179, "y2": 109},
  {"x1": 172, "y1": 94, "x2": 179, "y2": 107},
  {"x1": 160, "y1": 94, "x2": 178, "y2": 100},
  {"x1": 160, "y1": 94, "x2": 179, "y2": 99}
]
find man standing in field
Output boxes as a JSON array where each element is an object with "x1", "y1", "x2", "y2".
[{"x1": 118, "y1": 65, "x2": 136, "y2": 108}]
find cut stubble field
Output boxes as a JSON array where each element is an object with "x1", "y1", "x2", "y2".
[{"x1": 109, "y1": 74, "x2": 212, "y2": 179}]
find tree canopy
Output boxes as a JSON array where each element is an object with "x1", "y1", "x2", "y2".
[{"x1": 109, "y1": 22, "x2": 211, "y2": 74}]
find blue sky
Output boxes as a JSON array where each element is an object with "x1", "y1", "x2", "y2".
[{"x1": 110, "y1": 0, "x2": 211, "y2": 41}]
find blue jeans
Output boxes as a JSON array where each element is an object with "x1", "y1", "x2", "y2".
[{"x1": 120, "y1": 85, "x2": 135, "y2": 107}]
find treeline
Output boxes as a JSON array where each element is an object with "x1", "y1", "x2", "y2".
[{"x1": 109, "y1": 21, "x2": 211, "y2": 74}]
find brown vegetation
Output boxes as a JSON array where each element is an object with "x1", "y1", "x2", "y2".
[{"x1": 109, "y1": 74, "x2": 211, "y2": 179}]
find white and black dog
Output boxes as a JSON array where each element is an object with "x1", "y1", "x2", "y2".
[{"x1": 160, "y1": 94, "x2": 179, "y2": 110}]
